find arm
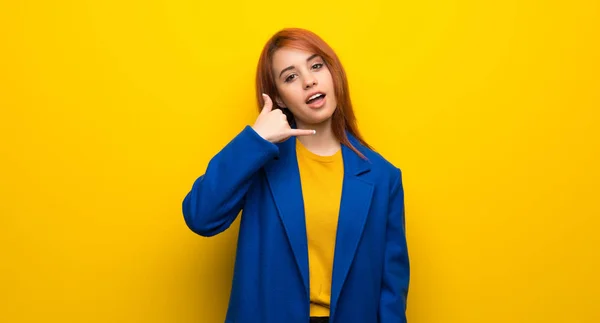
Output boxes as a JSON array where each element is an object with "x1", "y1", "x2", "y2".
[
  {"x1": 182, "y1": 125, "x2": 278, "y2": 237},
  {"x1": 379, "y1": 168, "x2": 410, "y2": 322}
]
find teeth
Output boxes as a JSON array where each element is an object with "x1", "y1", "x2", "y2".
[{"x1": 308, "y1": 93, "x2": 323, "y2": 101}]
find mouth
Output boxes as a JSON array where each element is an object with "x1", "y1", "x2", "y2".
[{"x1": 305, "y1": 92, "x2": 326, "y2": 106}]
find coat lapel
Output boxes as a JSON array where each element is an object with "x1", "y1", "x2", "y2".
[
  {"x1": 264, "y1": 138, "x2": 310, "y2": 296},
  {"x1": 264, "y1": 133, "x2": 374, "y2": 313},
  {"x1": 330, "y1": 136, "x2": 374, "y2": 315}
]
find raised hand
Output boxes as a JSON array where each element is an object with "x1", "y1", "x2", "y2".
[{"x1": 251, "y1": 94, "x2": 316, "y2": 143}]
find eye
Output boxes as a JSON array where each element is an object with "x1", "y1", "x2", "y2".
[
  {"x1": 312, "y1": 63, "x2": 324, "y2": 70},
  {"x1": 284, "y1": 74, "x2": 297, "y2": 83}
]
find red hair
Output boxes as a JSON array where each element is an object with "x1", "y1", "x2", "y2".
[{"x1": 255, "y1": 28, "x2": 372, "y2": 159}]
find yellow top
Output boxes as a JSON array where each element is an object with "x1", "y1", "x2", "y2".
[{"x1": 296, "y1": 138, "x2": 344, "y2": 317}]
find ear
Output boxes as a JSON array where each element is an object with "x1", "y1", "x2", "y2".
[{"x1": 275, "y1": 96, "x2": 287, "y2": 108}]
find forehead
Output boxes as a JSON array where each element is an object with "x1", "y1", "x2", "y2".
[{"x1": 272, "y1": 47, "x2": 318, "y2": 71}]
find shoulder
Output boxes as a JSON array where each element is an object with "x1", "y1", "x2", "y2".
[
  {"x1": 363, "y1": 147, "x2": 401, "y2": 177},
  {"x1": 348, "y1": 136, "x2": 403, "y2": 187}
]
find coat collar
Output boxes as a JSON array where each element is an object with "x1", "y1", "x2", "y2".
[{"x1": 264, "y1": 132, "x2": 374, "y2": 316}]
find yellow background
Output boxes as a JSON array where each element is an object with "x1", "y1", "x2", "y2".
[{"x1": 1, "y1": 0, "x2": 599, "y2": 322}]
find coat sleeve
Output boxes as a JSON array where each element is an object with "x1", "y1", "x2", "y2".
[
  {"x1": 182, "y1": 125, "x2": 279, "y2": 237},
  {"x1": 378, "y1": 167, "x2": 410, "y2": 322}
]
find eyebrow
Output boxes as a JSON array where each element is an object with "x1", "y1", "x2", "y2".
[{"x1": 278, "y1": 54, "x2": 320, "y2": 78}]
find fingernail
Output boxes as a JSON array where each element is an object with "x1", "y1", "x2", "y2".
[
  {"x1": 313, "y1": 130, "x2": 317, "y2": 134},
  {"x1": 262, "y1": 93, "x2": 267, "y2": 97}
]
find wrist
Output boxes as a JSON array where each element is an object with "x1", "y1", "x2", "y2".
[{"x1": 250, "y1": 125, "x2": 270, "y2": 142}]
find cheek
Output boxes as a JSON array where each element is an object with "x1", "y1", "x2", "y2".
[
  {"x1": 326, "y1": 71, "x2": 335, "y2": 85},
  {"x1": 320, "y1": 72, "x2": 335, "y2": 95},
  {"x1": 318, "y1": 71, "x2": 334, "y2": 89},
  {"x1": 280, "y1": 86, "x2": 304, "y2": 106},
  {"x1": 275, "y1": 86, "x2": 292, "y2": 106}
]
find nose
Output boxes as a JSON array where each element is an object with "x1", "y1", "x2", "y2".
[{"x1": 304, "y1": 75, "x2": 317, "y2": 89}]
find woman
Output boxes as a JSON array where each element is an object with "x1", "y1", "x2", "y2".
[{"x1": 182, "y1": 28, "x2": 410, "y2": 323}]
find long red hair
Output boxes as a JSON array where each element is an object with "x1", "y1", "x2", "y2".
[{"x1": 255, "y1": 28, "x2": 372, "y2": 159}]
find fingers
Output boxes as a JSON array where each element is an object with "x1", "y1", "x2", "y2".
[
  {"x1": 288, "y1": 129, "x2": 317, "y2": 137},
  {"x1": 261, "y1": 93, "x2": 273, "y2": 115}
]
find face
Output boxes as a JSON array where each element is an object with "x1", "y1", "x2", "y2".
[{"x1": 271, "y1": 47, "x2": 337, "y2": 127}]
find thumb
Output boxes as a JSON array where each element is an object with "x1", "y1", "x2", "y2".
[{"x1": 260, "y1": 93, "x2": 273, "y2": 115}]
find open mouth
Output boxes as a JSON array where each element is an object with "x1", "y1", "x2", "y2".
[{"x1": 306, "y1": 93, "x2": 326, "y2": 104}]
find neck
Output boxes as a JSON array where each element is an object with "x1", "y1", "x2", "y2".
[{"x1": 295, "y1": 118, "x2": 341, "y2": 156}]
